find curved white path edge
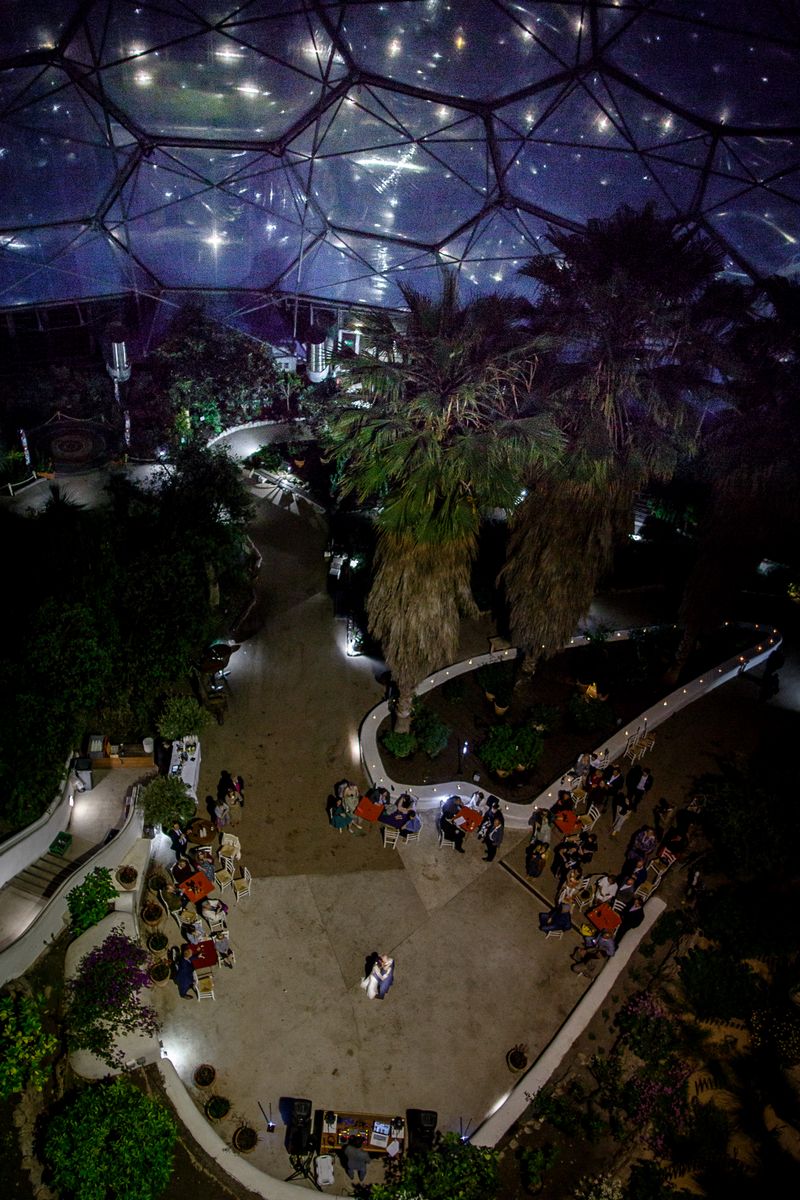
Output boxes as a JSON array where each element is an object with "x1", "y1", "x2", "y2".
[{"x1": 359, "y1": 621, "x2": 782, "y2": 825}]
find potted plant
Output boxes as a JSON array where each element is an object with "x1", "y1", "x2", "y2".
[
  {"x1": 204, "y1": 1095, "x2": 231, "y2": 1123},
  {"x1": 156, "y1": 695, "x2": 210, "y2": 743},
  {"x1": 137, "y1": 775, "x2": 195, "y2": 832},
  {"x1": 193, "y1": 1063, "x2": 217, "y2": 1090},
  {"x1": 141, "y1": 901, "x2": 165, "y2": 929},
  {"x1": 506, "y1": 1042, "x2": 529, "y2": 1073},
  {"x1": 145, "y1": 870, "x2": 169, "y2": 899},
  {"x1": 479, "y1": 724, "x2": 520, "y2": 777},
  {"x1": 475, "y1": 660, "x2": 516, "y2": 703},
  {"x1": 146, "y1": 930, "x2": 169, "y2": 958},
  {"x1": 115, "y1": 864, "x2": 138, "y2": 891},
  {"x1": 518, "y1": 1143, "x2": 559, "y2": 1194},
  {"x1": 232, "y1": 1124, "x2": 258, "y2": 1153},
  {"x1": 285, "y1": 441, "x2": 306, "y2": 468},
  {"x1": 513, "y1": 725, "x2": 544, "y2": 772},
  {"x1": 148, "y1": 959, "x2": 171, "y2": 988}
]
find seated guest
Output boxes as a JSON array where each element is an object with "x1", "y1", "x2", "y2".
[
  {"x1": 439, "y1": 811, "x2": 465, "y2": 853},
  {"x1": 400, "y1": 809, "x2": 422, "y2": 839},
  {"x1": 575, "y1": 830, "x2": 598, "y2": 868},
  {"x1": 628, "y1": 825, "x2": 658, "y2": 862},
  {"x1": 467, "y1": 790, "x2": 486, "y2": 811},
  {"x1": 366, "y1": 785, "x2": 390, "y2": 806},
  {"x1": 194, "y1": 848, "x2": 216, "y2": 883},
  {"x1": 199, "y1": 896, "x2": 228, "y2": 922},
  {"x1": 615, "y1": 874, "x2": 638, "y2": 903},
  {"x1": 553, "y1": 789, "x2": 574, "y2": 815},
  {"x1": 594, "y1": 873, "x2": 618, "y2": 905},
  {"x1": 571, "y1": 932, "x2": 616, "y2": 977},
  {"x1": 182, "y1": 920, "x2": 204, "y2": 945},
  {"x1": 213, "y1": 929, "x2": 235, "y2": 968},
  {"x1": 661, "y1": 825, "x2": 689, "y2": 858},
  {"x1": 575, "y1": 751, "x2": 592, "y2": 779},
  {"x1": 538, "y1": 904, "x2": 572, "y2": 933},
  {"x1": 162, "y1": 881, "x2": 189, "y2": 913},
  {"x1": 558, "y1": 868, "x2": 583, "y2": 909},
  {"x1": 441, "y1": 794, "x2": 461, "y2": 819}
]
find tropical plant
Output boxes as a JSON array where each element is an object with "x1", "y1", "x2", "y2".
[
  {"x1": 325, "y1": 272, "x2": 560, "y2": 729},
  {"x1": 526, "y1": 702, "x2": 560, "y2": 734},
  {"x1": 475, "y1": 660, "x2": 517, "y2": 699},
  {"x1": 43, "y1": 1076, "x2": 177, "y2": 1200},
  {"x1": 0, "y1": 990, "x2": 59, "y2": 1099},
  {"x1": 518, "y1": 1143, "x2": 559, "y2": 1192},
  {"x1": 65, "y1": 926, "x2": 160, "y2": 1068},
  {"x1": 505, "y1": 204, "x2": 727, "y2": 669},
  {"x1": 574, "y1": 1173, "x2": 624, "y2": 1200},
  {"x1": 380, "y1": 729, "x2": 418, "y2": 758},
  {"x1": 156, "y1": 694, "x2": 210, "y2": 742},
  {"x1": 567, "y1": 692, "x2": 616, "y2": 734},
  {"x1": 479, "y1": 723, "x2": 523, "y2": 774},
  {"x1": 411, "y1": 701, "x2": 451, "y2": 758},
  {"x1": 66, "y1": 867, "x2": 117, "y2": 935},
  {"x1": 368, "y1": 1131, "x2": 500, "y2": 1200},
  {"x1": 138, "y1": 774, "x2": 195, "y2": 830},
  {"x1": 678, "y1": 947, "x2": 764, "y2": 1021}
]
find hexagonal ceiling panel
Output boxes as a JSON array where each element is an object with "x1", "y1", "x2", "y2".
[{"x1": 0, "y1": 0, "x2": 798, "y2": 311}]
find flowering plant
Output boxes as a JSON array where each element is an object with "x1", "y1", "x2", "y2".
[
  {"x1": 574, "y1": 1173, "x2": 624, "y2": 1200},
  {"x1": 66, "y1": 926, "x2": 160, "y2": 1067},
  {"x1": 616, "y1": 990, "x2": 677, "y2": 1063}
]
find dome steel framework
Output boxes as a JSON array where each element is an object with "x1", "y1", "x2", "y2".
[{"x1": 1, "y1": 0, "x2": 799, "y2": 315}]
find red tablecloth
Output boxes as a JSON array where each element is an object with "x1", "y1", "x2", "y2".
[
  {"x1": 355, "y1": 796, "x2": 384, "y2": 822},
  {"x1": 178, "y1": 871, "x2": 214, "y2": 903},
  {"x1": 454, "y1": 807, "x2": 482, "y2": 833},
  {"x1": 190, "y1": 939, "x2": 218, "y2": 970},
  {"x1": 587, "y1": 902, "x2": 621, "y2": 934},
  {"x1": 554, "y1": 809, "x2": 581, "y2": 836}
]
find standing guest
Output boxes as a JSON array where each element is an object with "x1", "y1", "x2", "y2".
[
  {"x1": 528, "y1": 807, "x2": 552, "y2": 847},
  {"x1": 586, "y1": 772, "x2": 608, "y2": 811},
  {"x1": 615, "y1": 874, "x2": 638, "y2": 904},
  {"x1": 610, "y1": 791, "x2": 633, "y2": 837},
  {"x1": 343, "y1": 1137, "x2": 370, "y2": 1183},
  {"x1": 575, "y1": 830, "x2": 598, "y2": 869},
  {"x1": 227, "y1": 787, "x2": 243, "y2": 828},
  {"x1": 526, "y1": 841, "x2": 550, "y2": 878},
  {"x1": 217, "y1": 770, "x2": 234, "y2": 803},
  {"x1": 330, "y1": 796, "x2": 354, "y2": 833},
  {"x1": 166, "y1": 821, "x2": 188, "y2": 860},
  {"x1": 175, "y1": 945, "x2": 196, "y2": 999},
  {"x1": 589, "y1": 749, "x2": 608, "y2": 771},
  {"x1": 363, "y1": 954, "x2": 394, "y2": 1000},
  {"x1": 234, "y1": 774, "x2": 245, "y2": 803},
  {"x1": 653, "y1": 797, "x2": 674, "y2": 840},
  {"x1": 214, "y1": 795, "x2": 230, "y2": 830},
  {"x1": 603, "y1": 762, "x2": 625, "y2": 799},
  {"x1": 616, "y1": 896, "x2": 645, "y2": 943},
  {"x1": 484, "y1": 814, "x2": 505, "y2": 862},
  {"x1": 626, "y1": 764, "x2": 654, "y2": 811}
]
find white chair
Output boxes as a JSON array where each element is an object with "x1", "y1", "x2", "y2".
[
  {"x1": 612, "y1": 895, "x2": 628, "y2": 913},
  {"x1": 193, "y1": 969, "x2": 215, "y2": 1001},
  {"x1": 581, "y1": 804, "x2": 601, "y2": 830},
  {"x1": 545, "y1": 927, "x2": 565, "y2": 940},
  {"x1": 219, "y1": 835, "x2": 241, "y2": 861},
  {"x1": 214, "y1": 864, "x2": 232, "y2": 893},
  {"x1": 232, "y1": 866, "x2": 251, "y2": 903},
  {"x1": 635, "y1": 868, "x2": 661, "y2": 901},
  {"x1": 219, "y1": 853, "x2": 235, "y2": 875},
  {"x1": 402, "y1": 828, "x2": 421, "y2": 845},
  {"x1": 650, "y1": 849, "x2": 676, "y2": 879},
  {"x1": 572, "y1": 787, "x2": 587, "y2": 808},
  {"x1": 204, "y1": 907, "x2": 228, "y2": 936},
  {"x1": 382, "y1": 826, "x2": 400, "y2": 850},
  {"x1": 437, "y1": 827, "x2": 455, "y2": 851}
]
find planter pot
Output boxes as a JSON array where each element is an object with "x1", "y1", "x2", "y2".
[
  {"x1": 232, "y1": 1125, "x2": 258, "y2": 1154},
  {"x1": 506, "y1": 1049, "x2": 528, "y2": 1073},
  {"x1": 205, "y1": 1095, "x2": 231, "y2": 1123},
  {"x1": 493, "y1": 702, "x2": 510, "y2": 716},
  {"x1": 193, "y1": 1064, "x2": 217, "y2": 1090},
  {"x1": 141, "y1": 902, "x2": 165, "y2": 929},
  {"x1": 493, "y1": 767, "x2": 512, "y2": 779},
  {"x1": 147, "y1": 932, "x2": 169, "y2": 958},
  {"x1": 146, "y1": 873, "x2": 169, "y2": 898},
  {"x1": 483, "y1": 690, "x2": 496, "y2": 703},
  {"x1": 149, "y1": 962, "x2": 171, "y2": 988},
  {"x1": 116, "y1": 867, "x2": 138, "y2": 891}
]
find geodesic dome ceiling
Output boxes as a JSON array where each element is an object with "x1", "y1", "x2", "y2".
[{"x1": 1, "y1": 0, "x2": 799, "y2": 313}]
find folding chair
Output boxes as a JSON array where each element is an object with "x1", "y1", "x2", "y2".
[
  {"x1": 382, "y1": 826, "x2": 400, "y2": 850},
  {"x1": 635, "y1": 868, "x2": 661, "y2": 901},
  {"x1": 437, "y1": 826, "x2": 455, "y2": 851},
  {"x1": 402, "y1": 828, "x2": 421, "y2": 844},
  {"x1": 581, "y1": 804, "x2": 601, "y2": 830},
  {"x1": 232, "y1": 865, "x2": 251, "y2": 902}
]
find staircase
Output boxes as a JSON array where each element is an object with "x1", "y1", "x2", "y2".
[{"x1": 8, "y1": 851, "x2": 80, "y2": 900}]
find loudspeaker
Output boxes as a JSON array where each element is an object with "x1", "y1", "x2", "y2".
[
  {"x1": 407, "y1": 1108, "x2": 437, "y2": 1150},
  {"x1": 290, "y1": 1098, "x2": 312, "y2": 1124},
  {"x1": 287, "y1": 1121, "x2": 311, "y2": 1155}
]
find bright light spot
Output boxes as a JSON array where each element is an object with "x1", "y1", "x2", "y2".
[
  {"x1": 236, "y1": 83, "x2": 260, "y2": 97},
  {"x1": 128, "y1": 45, "x2": 146, "y2": 57},
  {"x1": 203, "y1": 230, "x2": 226, "y2": 249},
  {"x1": 454, "y1": 29, "x2": 466, "y2": 50},
  {"x1": 387, "y1": 38, "x2": 402, "y2": 57},
  {"x1": 135, "y1": 71, "x2": 152, "y2": 86},
  {"x1": 215, "y1": 47, "x2": 244, "y2": 61}
]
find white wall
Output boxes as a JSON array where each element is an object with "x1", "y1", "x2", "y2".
[{"x1": 0, "y1": 756, "x2": 73, "y2": 889}]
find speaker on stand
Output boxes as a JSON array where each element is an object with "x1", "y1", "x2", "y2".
[{"x1": 406, "y1": 1108, "x2": 438, "y2": 1151}]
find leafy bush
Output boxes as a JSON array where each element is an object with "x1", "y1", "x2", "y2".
[
  {"x1": 474, "y1": 660, "x2": 516, "y2": 699},
  {"x1": 567, "y1": 692, "x2": 616, "y2": 734},
  {"x1": 518, "y1": 1143, "x2": 559, "y2": 1191},
  {"x1": 411, "y1": 701, "x2": 451, "y2": 758},
  {"x1": 138, "y1": 774, "x2": 195, "y2": 830},
  {"x1": 66, "y1": 926, "x2": 160, "y2": 1068},
  {"x1": 381, "y1": 729, "x2": 418, "y2": 758},
  {"x1": 244, "y1": 443, "x2": 283, "y2": 472},
  {"x1": 574, "y1": 1173, "x2": 624, "y2": 1200},
  {"x1": 513, "y1": 724, "x2": 544, "y2": 770},
  {"x1": 369, "y1": 1132, "x2": 499, "y2": 1200},
  {"x1": 678, "y1": 947, "x2": 764, "y2": 1021},
  {"x1": 66, "y1": 867, "x2": 117, "y2": 935},
  {"x1": 156, "y1": 695, "x2": 210, "y2": 742},
  {"x1": 44, "y1": 1077, "x2": 177, "y2": 1200},
  {"x1": 616, "y1": 992, "x2": 679, "y2": 1064},
  {"x1": 480, "y1": 722, "x2": 543, "y2": 773},
  {"x1": 0, "y1": 990, "x2": 58, "y2": 1099}
]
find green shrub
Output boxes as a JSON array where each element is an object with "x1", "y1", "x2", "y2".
[
  {"x1": 369, "y1": 1132, "x2": 499, "y2": 1200},
  {"x1": 513, "y1": 724, "x2": 544, "y2": 770},
  {"x1": 518, "y1": 1143, "x2": 559, "y2": 1191},
  {"x1": 474, "y1": 660, "x2": 516, "y2": 699},
  {"x1": 66, "y1": 867, "x2": 117, "y2": 935},
  {"x1": 411, "y1": 701, "x2": 451, "y2": 758},
  {"x1": 381, "y1": 729, "x2": 418, "y2": 758},
  {"x1": 567, "y1": 692, "x2": 616, "y2": 733},
  {"x1": 245, "y1": 443, "x2": 283, "y2": 472},
  {"x1": 44, "y1": 1077, "x2": 177, "y2": 1200},
  {"x1": 138, "y1": 774, "x2": 195, "y2": 830},
  {"x1": 678, "y1": 947, "x2": 764, "y2": 1021},
  {"x1": 0, "y1": 991, "x2": 58, "y2": 1099},
  {"x1": 616, "y1": 992, "x2": 679, "y2": 1064},
  {"x1": 479, "y1": 723, "x2": 521, "y2": 774},
  {"x1": 156, "y1": 695, "x2": 210, "y2": 742}
]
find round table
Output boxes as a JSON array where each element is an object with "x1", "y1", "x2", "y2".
[{"x1": 186, "y1": 818, "x2": 215, "y2": 846}]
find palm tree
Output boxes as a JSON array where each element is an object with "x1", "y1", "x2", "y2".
[
  {"x1": 670, "y1": 277, "x2": 800, "y2": 678},
  {"x1": 325, "y1": 272, "x2": 560, "y2": 729},
  {"x1": 503, "y1": 204, "x2": 726, "y2": 668}
]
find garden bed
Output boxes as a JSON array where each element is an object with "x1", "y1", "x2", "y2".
[{"x1": 378, "y1": 626, "x2": 757, "y2": 801}]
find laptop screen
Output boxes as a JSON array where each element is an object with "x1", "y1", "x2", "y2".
[{"x1": 373, "y1": 1121, "x2": 391, "y2": 1138}]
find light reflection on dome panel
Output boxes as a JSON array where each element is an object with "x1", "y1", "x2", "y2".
[
  {"x1": 707, "y1": 192, "x2": 800, "y2": 278},
  {"x1": 1, "y1": 0, "x2": 74, "y2": 58},
  {"x1": 221, "y1": 12, "x2": 350, "y2": 83},
  {"x1": 64, "y1": 4, "x2": 204, "y2": 68},
  {"x1": 341, "y1": 0, "x2": 571, "y2": 98},
  {"x1": 0, "y1": 223, "x2": 133, "y2": 306}
]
